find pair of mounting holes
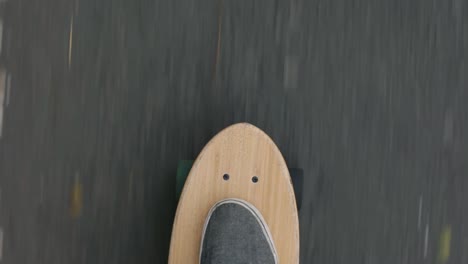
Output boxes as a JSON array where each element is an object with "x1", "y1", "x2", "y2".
[{"x1": 223, "y1": 174, "x2": 259, "y2": 183}]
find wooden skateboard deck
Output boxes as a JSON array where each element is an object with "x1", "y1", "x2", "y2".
[{"x1": 168, "y1": 123, "x2": 299, "y2": 263}]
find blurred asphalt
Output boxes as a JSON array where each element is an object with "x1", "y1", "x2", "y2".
[{"x1": 0, "y1": 0, "x2": 467, "y2": 263}]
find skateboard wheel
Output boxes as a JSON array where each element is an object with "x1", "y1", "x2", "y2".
[
  {"x1": 176, "y1": 160, "x2": 195, "y2": 200},
  {"x1": 176, "y1": 160, "x2": 303, "y2": 210},
  {"x1": 289, "y1": 168, "x2": 303, "y2": 211}
]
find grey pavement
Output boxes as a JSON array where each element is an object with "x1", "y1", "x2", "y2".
[{"x1": 0, "y1": 0, "x2": 467, "y2": 263}]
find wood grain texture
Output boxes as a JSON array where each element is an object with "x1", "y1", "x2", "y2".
[{"x1": 168, "y1": 123, "x2": 299, "y2": 264}]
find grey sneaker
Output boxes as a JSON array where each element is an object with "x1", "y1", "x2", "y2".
[{"x1": 200, "y1": 199, "x2": 278, "y2": 264}]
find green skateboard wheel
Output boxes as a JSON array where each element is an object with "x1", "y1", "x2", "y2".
[{"x1": 176, "y1": 160, "x2": 194, "y2": 200}]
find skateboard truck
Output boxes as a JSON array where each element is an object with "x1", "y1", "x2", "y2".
[{"x1": 176, "y1": 160, "x2": 304, "y2": 210}]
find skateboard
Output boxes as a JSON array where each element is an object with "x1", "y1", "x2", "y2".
[{"x1": 168, "y1": 123, "x2": 301, "y2": 263}]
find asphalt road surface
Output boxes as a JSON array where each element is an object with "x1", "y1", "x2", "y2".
[{"x1": 0, "y1": 0, "x2": 467, "y2": 263}]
